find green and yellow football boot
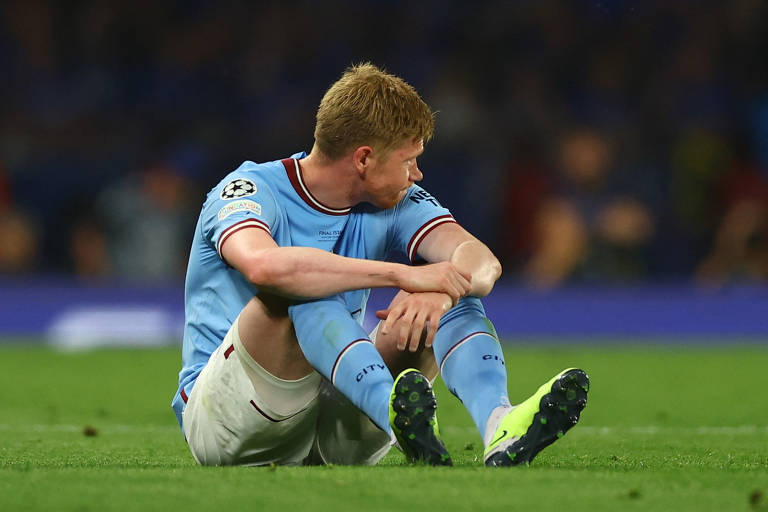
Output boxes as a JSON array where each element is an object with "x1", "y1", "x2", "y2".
[
  {"x1": 484, "y1": 368, "x2": 589, "y2": 467},
  {"x1": 389, "y1": 368, "x2": 452, "y2": 466}
]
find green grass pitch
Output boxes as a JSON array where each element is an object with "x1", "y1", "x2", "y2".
[{"x1": 1, "y1": 342, "x2": 767, "y2": 511}]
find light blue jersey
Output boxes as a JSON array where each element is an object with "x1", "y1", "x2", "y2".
[{"x1": 172, "y1": 153, "x2": 455, "y2": 428}]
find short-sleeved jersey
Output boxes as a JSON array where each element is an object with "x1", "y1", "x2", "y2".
[{"x1": 172, "y1": 152, "x2": 456, "y2": 429}]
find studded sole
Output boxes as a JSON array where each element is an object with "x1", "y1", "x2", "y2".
[
  {"x1": 391, "y1": 371, "x2": 453, "y2": 466},
  {"x1": 486, "y1": 369, "x2": 589, "y2": 467}
]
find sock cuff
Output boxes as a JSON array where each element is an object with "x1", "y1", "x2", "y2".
[
  {"x1": 437, "y1": 331, "x2": 498, "y2": 374},
  {"x1": 331, "y1": 338, "x2": 372, "y2": 384}
]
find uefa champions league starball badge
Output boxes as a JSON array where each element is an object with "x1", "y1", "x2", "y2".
[{"x1": 221, "y1": 178, "x2": 257, "y2": 200}]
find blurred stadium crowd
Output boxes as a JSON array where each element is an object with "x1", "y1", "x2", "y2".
[{"x1": 1, "y1": 0, "x2": 767, "y2": 288}]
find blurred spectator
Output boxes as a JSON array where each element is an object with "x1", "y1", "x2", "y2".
[
  {"x1": 0, "y1": 162, "x2": 39, "y2": 274},
  {"x1": 696, "y1": 166, "x2": 768, "y2": 286},
  {"x1": 0, "y1": 164, "x2": 11, "y2": 212},
  {"x1": 68, "y1": 217, "x2": 110, "y2": 280},
  {"x1": 0, "y1": 209, "x2": 39, "y2": 274},
  {"x1": 669, "y1": 129, "x2": 733, "y2": 248},
  {"x1": 498, "y1": 138, "x2": 553, "y2": 270},
  {"x1": 522, "y1": 128, "x2": 655, "y2": 288},
  {"x1": 97, "y1": 161, "x2": 198, "y2": 282}
]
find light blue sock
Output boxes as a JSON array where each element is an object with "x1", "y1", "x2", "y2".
[
  {"x1": 288, "y1": 296, "x2": 392, "y2": 433},
  {"x1": 432, "y1": 297, "x2": 510, "y2": 436}
]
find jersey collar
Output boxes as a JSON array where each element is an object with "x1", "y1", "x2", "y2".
[{"x1": 282, "y1": 157, "x2": 351, "y2": 216}]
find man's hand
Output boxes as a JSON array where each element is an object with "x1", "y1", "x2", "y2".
[
  {"x1": 376, "y1": 291, "x2": 453, "y2": 352},
  {"x1": 395, "y1": 262, "x2": 471, "y2": 305}
]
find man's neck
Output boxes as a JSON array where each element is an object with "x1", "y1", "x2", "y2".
[{"x1": 298, "y1": 149, "x2": 362, "y2": 209}]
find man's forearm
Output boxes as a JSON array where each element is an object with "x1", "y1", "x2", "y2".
[{"x1": 242, "y1": 246, "x2": 405, "y2": 299}]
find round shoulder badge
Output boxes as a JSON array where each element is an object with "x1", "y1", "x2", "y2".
[{"x1": 220, "y1": 178, "x2": 257, "y2": 200}]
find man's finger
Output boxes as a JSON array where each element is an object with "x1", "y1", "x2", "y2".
[
  {"x1": 424, "y1": 317, "x2": 437, "y2": 349},
  {"x1": 409, "y1": 311, "x2": 427, "y2": 353},
  {"x1": 398, "y1": 321, "x2": 410, "y2": 351},
  {"x1": 375, "y1": 309, "x2": 389, "y2": 320},
  {"x1": 445, "y1": 285, "x2": 461, "y2": 305},
  {"x1": 382, "y1": 307, "x2": 403, "y2": 335},
  {"x1": 398, "y1": 308, "x2": 419, "y2": 351},
  {"x1": 456, "y1": 272, "x2": 472, "y2": 294}
]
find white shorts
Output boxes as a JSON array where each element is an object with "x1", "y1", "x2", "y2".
[{"x1": 182, "y1": 317, "x2": 391, "y2": 466}]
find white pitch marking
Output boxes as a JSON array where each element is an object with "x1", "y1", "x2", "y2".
[{"x1": 439, "y1": 425, "x2": 768, "y2": 436}]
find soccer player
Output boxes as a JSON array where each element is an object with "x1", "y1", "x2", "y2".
[{"x1": 172, "y1": 63, "x2": 588, "y2": 467}]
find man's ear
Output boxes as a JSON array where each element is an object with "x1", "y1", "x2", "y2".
[{"x1": 352, "y1": 146, "x2": 375, "y2": 176}]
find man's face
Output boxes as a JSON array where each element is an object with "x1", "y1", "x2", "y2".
[{"x1": 364, "y1": 138, "x2": 424, "y2": 209}]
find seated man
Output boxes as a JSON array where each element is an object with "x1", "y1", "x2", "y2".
[{"x1": 172, "y1": 63, "x2": 588, "y2": 467}]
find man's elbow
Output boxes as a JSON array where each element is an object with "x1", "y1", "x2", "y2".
[
  {"x1": 472, "y1": 257, "x2": 502, "y2": 297},
  {"x1": 240, "y1": 253, "x2": 282, "y2": 288},
  {"x1": 490, "y1": 257, "x2": 503, "y2": 283}
]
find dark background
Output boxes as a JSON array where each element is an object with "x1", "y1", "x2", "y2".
[{"x1": 2, "y1": 0, "x2": 767, "y2": 289}]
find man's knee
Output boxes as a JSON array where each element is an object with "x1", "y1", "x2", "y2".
[{"x1": 372, "y1": 322, "x2": 437, "y2": 381}]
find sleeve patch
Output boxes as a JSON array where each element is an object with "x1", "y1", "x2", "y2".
[
  {"x1": 217, "y1": 199, "x2": 262, "y2": 220},
  {"x1": 221, "y1": 178, "x2": 257, "y2": 200}
]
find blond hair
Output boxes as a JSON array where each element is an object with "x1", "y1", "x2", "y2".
[{"x1": 314, "y1": 63, "x2": 434, "y2": 160}]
